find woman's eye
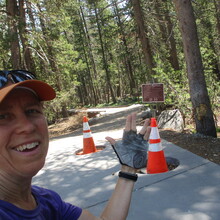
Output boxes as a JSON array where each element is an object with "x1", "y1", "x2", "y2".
[
  {"x1": 0, "y1": 114, "x2": 8, "y2": 120},
  {"x1": 0, "y1": 113, "x2": 10, "y2": 122},
  {"x1": 27, "y1": 109, "x2": 40, "y2": 114}
]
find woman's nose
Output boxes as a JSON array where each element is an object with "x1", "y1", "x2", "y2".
[{"x1": 14, "y1": 114, "x2": 36, "y2": 134}]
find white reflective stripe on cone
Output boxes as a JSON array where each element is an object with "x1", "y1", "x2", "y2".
[
  {"x1": 149, "y1": 127, "x2": 160, "y2": 139},
  {"x1": 83, "y1": 132, "x2": 92, "y2": 138},
  {"x1": 83, "y1": 123, "x2": 90, "y2": 131},
  {"x1": 148, "y1": 142, "x2": 163, "y2": 152}
]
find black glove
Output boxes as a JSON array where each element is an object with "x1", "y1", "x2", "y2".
[{"x1": 112, "y1": 130, "x2": 148, "y2": 169}]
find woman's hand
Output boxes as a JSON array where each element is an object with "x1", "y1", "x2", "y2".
[{"x1": 105, "y1": 113, "x2": 151, "y2": 170}]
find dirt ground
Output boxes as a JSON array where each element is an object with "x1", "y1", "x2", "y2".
[
  {"x1": 49, "y1": 112, "x2": 220, "y2": 166},
  {"x1": 159, "y1": 129, "x2": 220, "y2": 165}
]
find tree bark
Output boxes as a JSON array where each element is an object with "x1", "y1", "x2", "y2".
[
  {"x1": 164, "y1": 1, "x2": 180, "y2": 71},
  {"x1": 19, "y1": 0, "x2": 35, "y2": 71},
  {"x1": 173, "y1": 0, "x2": 216, "y2": 137},
  {"x1": 112, "y1": 0, "x2": 136, "y2": 95},
  {"x1": 6, "y1": 0, "x2": 21, "y2": 69},
  {"x1": 213, "y1": 0, "x2": 220, "y2": 80},
  {"x1": 131, "y1": 0, "x2": 155, "y2": 80},
  {"x1": 94, "y1": 6, "x2": 116, "y2": 103},
  {"x1": 154, "y1": 0, "x2": 180, "y2": 71},
  {"x1": 214, "y1": 0, "x2": 220, "y2": 36},
  {"x1": 37, "y1": 3, "x2": 62, "y2": 89},
  {"x1": 79, "y1": 6, "x2": 98, "y2": 105}
]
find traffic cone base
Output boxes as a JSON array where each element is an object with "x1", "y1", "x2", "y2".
[
  {"x1": 147, "y1": 151, "x2": 168, "y2": 174},
  {"x1": 83, "y1": 138, "x2": 97, "y2": 154},
  {"x1": 76, "y1": 145, "x2": 104, "y2": 155}
]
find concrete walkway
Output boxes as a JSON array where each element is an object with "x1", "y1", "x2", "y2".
[{"x1": 33, "y1": 106, "x2": 220, "y2": 220}]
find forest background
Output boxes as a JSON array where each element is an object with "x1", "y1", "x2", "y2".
[{"x1": 0, "y1": 0, "x2": 220, "y2": 137}]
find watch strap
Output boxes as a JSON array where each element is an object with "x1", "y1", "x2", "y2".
[{"x1": 118, "y1": 171, "x2": 138, "y2": 182}]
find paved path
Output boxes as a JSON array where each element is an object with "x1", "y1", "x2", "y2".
[{"x1": 33, "y1": 105, "x2": 220, "y2": 220}]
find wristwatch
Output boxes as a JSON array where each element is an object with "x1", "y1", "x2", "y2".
[{"x1": 118, "y1": 171, "x2": 138, "y2": 182}]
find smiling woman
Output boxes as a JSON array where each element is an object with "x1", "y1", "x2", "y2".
[
  {"x1": 0, "y1": 70, "x2": 151, "y2": 220},
  {"x1": 0, "y1": 89, "x2": 49, "y2": 177}
]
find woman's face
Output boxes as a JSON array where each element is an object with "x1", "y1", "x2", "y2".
[{"x1": 0, "y1": 88, "x2": 49, "y2": 179}]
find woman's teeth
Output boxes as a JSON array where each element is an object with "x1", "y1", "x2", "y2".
[{"x1": 16, "y1": 142, "x2": 39, "y2": 152}]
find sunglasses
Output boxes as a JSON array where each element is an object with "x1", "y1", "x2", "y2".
[{"x1": 0, "y1": 70, "x2": 36, "y2": 88}]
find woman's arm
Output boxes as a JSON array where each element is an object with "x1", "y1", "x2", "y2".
[
  {"x1": 100, "y1": 165, "x2": 137, "y2": 220},
  {"x1": 78, "y1": 113, "x2": 150, "y2": 220},
  {"x1": 79, "y1": 165, "x2": 136, "y2": 220}
]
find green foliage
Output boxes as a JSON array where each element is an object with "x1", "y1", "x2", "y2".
[
  {"x1": 43, "y1": 86, "x2": 77, "y2": 123},
  {"x1": 0, "y1": 0, "x2": 219, "y2": 127},
  {"x1": 153, "y1": 56, "x2": 192, "y2": 119},
  {"x1": 200, "y1": 46, "x2": 220, "y2": 115}
]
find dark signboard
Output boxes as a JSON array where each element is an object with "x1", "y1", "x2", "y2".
[{"x1": 142, "y1": 83, "x2": 164, "y2": 103}]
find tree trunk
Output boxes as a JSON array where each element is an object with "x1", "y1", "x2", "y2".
[
  {"x1": 173, "y1": 0, "x2": 216, "y2": 137},
  {"x1": 164, "y1": 1, "x2": 180, "y2": 71},
  {"x1": 37, "y1": 3, "x2": 62, "y2": 90},
  {"x1": 25, "y1": 0, "x2": 36, "y2": 30},
  {"x1": 6, "y1": 0, "x2": 21, "y2": 69},
  {"x1": 131, "y1": 0, "x2": 155, "y2": 80},
  {"x1": 79, "y1": 6, "x2": 98, "y2": 105},
  {"x1": 37, "y1": 2, "x2": 68, "y2": 118},
  {"x1": 154, "y1": 0, "x2": 180, "y2": 71},
  {"x1": 80, "y1": 5, "x2": 98, "y2": 80},
  {"x1": 213, "y1": 0, "x2": 220, "y2": 80},
  {"x1": 94, "y1": 6, "x2": 116, "y2": 103},
  {"x1": 18, "y1": 0, "x2": 35, "y2": 71},
  {"x1": 112, "y1": 0, "x2": 136, "y2": 95},
  {"x1": 214, "y1": 0, "x2": 220, "y2": 36}
]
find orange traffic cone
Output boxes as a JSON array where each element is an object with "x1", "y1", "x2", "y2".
[
  {"x1": 81, "y1": 116, "x2": 97, "y2": 154},
  {"x1": 146, "y1": 118, "x2": 168, "y2": 174}
]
